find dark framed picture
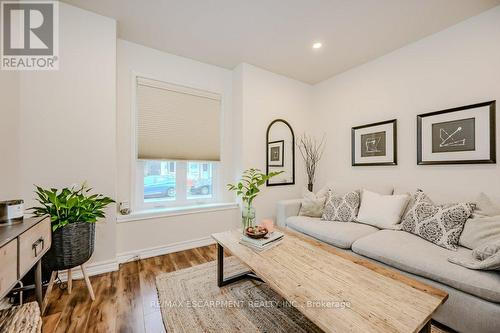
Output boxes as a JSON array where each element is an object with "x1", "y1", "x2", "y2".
[
  {"x1": 352, "y1": 119, "x2": 397, "y2": 166},
  {"x1": 267, "y1": 140, "x2": 284, "y2": 167},
  {"x1": 417, "y1": 101, "x2": 496, "y2": 165}
]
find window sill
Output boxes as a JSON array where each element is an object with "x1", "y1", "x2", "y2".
[{"x1": 116, "y1": 202, "x2": 239, "y2": 223}]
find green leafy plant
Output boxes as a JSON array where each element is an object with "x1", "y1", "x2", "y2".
[
  {"x1": 30, "y1": 183, "x2": 114, "y2": 232},
  {"x1": 227, "y1": 168, "x2": 283, "y2": 206}
]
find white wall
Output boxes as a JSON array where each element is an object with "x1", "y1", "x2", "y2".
[
  {"x1": 233, "y1": 64, "x2": 312, "y2": 221},
  {"x1": 18, "y1": 3, "x2": 117, "y2": 264},
  {"x1": 0, "y1": 71, "x2": 20, "y2": 200},
  {"x1": 313, "y1": 6, "x2": 500, "y2": 203},
  {"x1": 11, "y1": 2, "x2": 498, "y2": 272},
  {"x1": 116, "y1": 40, "x2": 238, "y2": 255}
]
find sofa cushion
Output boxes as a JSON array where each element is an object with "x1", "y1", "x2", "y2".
[
  {"x1": 352, "y1": 230, "x2": 500, "y2": 302},
  {"x1": 286, "y1": 216, "x2": 378, "y2": 249}
]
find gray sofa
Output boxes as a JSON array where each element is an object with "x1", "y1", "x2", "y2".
[{"x1": 277, "y1": 199, "x2": 500, "y2": 333}]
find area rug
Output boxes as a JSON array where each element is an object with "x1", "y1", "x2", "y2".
[{"x1": 155, "y1": 257, "x2": 448, "y2": 333}]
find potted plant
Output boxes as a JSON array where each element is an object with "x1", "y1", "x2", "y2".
[
  {"x1": 227, "y1": 168, "x2": 282, "y2": 233},
  {"x1": 30, "y1": 183, "x2": 114, "y2": 272}
]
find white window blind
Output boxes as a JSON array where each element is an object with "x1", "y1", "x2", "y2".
[{"x1": 136, "y1": 77, "x2": 221, "y2": 161}]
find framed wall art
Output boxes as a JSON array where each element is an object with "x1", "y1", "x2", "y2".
[
  {"x1": 266, "y1": 119, "x2": 295, "y2": 186},
  {"x1": 352, "y1": 119, "x2": 397, "y2": 166},
  {"x1": 267, "y1": 140, "x2": 284, "y2": 167},
  {"x1": 417, "y1": 101, "x2": 496, "y2": 165}
]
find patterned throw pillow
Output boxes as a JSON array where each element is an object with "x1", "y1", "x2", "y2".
[
  {"x1": 401, "y1": 191, "x2": 475, "y2": 250},
  {"x1": 321, "y1": 190, "x2": 360, "y2": 222}
]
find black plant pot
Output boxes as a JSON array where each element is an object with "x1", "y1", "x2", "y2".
[{"x1": 43, "y1": 221, "x2": 95, "y2": 271}]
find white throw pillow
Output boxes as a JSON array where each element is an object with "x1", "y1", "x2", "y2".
[
  {"x1": 356, "y1": 189, "x2": 410, "y2": 229},
  {"x1": 298, "y1": 187, "x2": 328, "y2": 218}
]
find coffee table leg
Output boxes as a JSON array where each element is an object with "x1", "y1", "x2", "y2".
[
  {"x1": 217, "y1": 243, "x2": 224, "y2": 286},
  {"x1": 217, "y1": 243, "x2": 263, "y2": 287}
]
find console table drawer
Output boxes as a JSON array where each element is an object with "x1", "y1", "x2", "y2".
[
  {"x1": 0, "y1": 239, "x2": 18, "y2": 297},
  {"x1": 19, "y1": 218, "x2": 51, "y2": 277}
]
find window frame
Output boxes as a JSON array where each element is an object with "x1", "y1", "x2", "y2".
[{"x1": 130, "y1": 72, "x2": 224, "y2": 212}]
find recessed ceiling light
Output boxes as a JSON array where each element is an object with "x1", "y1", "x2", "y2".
[{"x1": 312, "y1": 42, "x2": 322, "y2": 49}]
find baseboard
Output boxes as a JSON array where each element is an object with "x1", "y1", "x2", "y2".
[
  {"x1": 56, "y1": 237, "x2": 215, "y2": 281},
  {"x1": 117, "y1": 236, "x2": 216, "y2": 263},
  {"x1": 57, "y1": 258, "x2": 119, "y2": 281}
]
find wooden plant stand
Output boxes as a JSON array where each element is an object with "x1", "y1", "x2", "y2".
[{"x1": 42, "y1": 265, "x2": 95, "y2": 313}]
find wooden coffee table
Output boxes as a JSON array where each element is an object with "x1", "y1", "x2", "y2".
[{"x1": 212, "y1": 228, "x2": 448, "y2": 333}]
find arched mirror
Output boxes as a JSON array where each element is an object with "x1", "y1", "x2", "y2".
[{"x1": 266, "y1": 119, "x2": 295, "y2": 186}]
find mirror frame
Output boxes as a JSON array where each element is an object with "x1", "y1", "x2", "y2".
[{"x1": 266, "y1": 119, "x2": 295, "y2": 186}]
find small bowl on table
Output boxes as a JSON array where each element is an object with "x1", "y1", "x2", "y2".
[{"x1": 245, "y1": 226, "x2": 268, "y2": 239}]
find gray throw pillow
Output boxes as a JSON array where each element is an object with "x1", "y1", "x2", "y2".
[
  {"x1": 401, "y1": 191, "x2": 475, "y2": 251},
  {"x1": 321, "y1": 190, "x2": 360, "y2": 222},
  {"x1": 448, "y1": 242, "x2": 500, "y2": 271},
  {"x1": 474, "y1": 192, "x2": 500, "y2": 217},
  {"x1": 298, "y1": 187, "x2": 328, "y2": 218},
  {"x1": 459, "y1": 215, "x2": 500, "y2": 249}
]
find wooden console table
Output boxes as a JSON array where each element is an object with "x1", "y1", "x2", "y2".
[{"x1": 0, "y1": 216, "x2": 51, "y2": 312}]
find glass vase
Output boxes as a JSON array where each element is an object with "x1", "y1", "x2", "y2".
[{"x1": 242, "y1": 203, "x2": 256, "y2": 234}]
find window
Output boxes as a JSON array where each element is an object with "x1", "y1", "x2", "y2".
[
  {"x1": 137, "y1": 160, "x2": 216, "y2": 209},
  {"x1": 187, "y1": 162, "x2": 214, "y2": 199},
  {"x1": 143, "y1": 161, "x2": 176, "y2": 202},
  {"x1": 134, "y1": 77, "x2": 222, "y2": 211}
]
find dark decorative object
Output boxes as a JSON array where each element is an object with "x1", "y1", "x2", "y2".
[
  {"x1": 297, "y1": 133, "x2": 326, "y2": 192},
  {"x1": 352, "y1": 119, "x2": 397, "y2": 166},
  {"x1": 42, "y1": 221, "x2": 95, "y2": 271},
  {"x1": 266, "y1": 119, "x2": 295, "y2": 186},
  {"x1": 431, "y1": 118, "x2": 475, "y2": 153},
  {"x1": 417, "y1": 101, "x2": 496, "y2": 165},
  {"x1": 245, "y1": 225, "x2": 268, "y2": 239},
  {"x1": 361, "y1": 131, "x2": 386, "y2": 157}
]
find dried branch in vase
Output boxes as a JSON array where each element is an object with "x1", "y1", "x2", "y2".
[{"x1": 297, "y1": 133, "x2": 326, "y2": 192}]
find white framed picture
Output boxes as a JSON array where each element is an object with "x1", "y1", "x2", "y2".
[
  {"x1": 417, "y1": 101, "x2": 496, "y2": 165},
  {"x1": 267, "y1": 140, "x2": 284, "y2": 167},
  {"x1": 352, "y1": 119, "x2": 397, "y2": 166}
]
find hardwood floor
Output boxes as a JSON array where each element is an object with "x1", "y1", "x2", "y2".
[
  {"x1": 41, "y1": 245, "x2": 453, "y2": 333},
  {"x1": 42, "y1": 245, "x2": 218, "y2": 333}
]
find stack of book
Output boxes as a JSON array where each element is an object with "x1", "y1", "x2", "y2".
[{"x1": 240, "y1": 231, "x2": 284, "y2": 251}]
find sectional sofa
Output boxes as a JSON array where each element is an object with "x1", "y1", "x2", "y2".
[{"x1": 277, "y1": 189, "x2": 500, "y2": 333}]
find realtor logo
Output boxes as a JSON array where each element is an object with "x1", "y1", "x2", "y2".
[{"x1": 1, "y1": 1, "x2": 59, "y2": 70}]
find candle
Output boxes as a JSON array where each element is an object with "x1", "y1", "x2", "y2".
[{"x1": 260, "y1": 219, "x2": 274, "y2": 233}]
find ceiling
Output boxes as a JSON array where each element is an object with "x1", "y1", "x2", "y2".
[{"x1": 61, "y1": 0, "x2": 500, "y2": 84}]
